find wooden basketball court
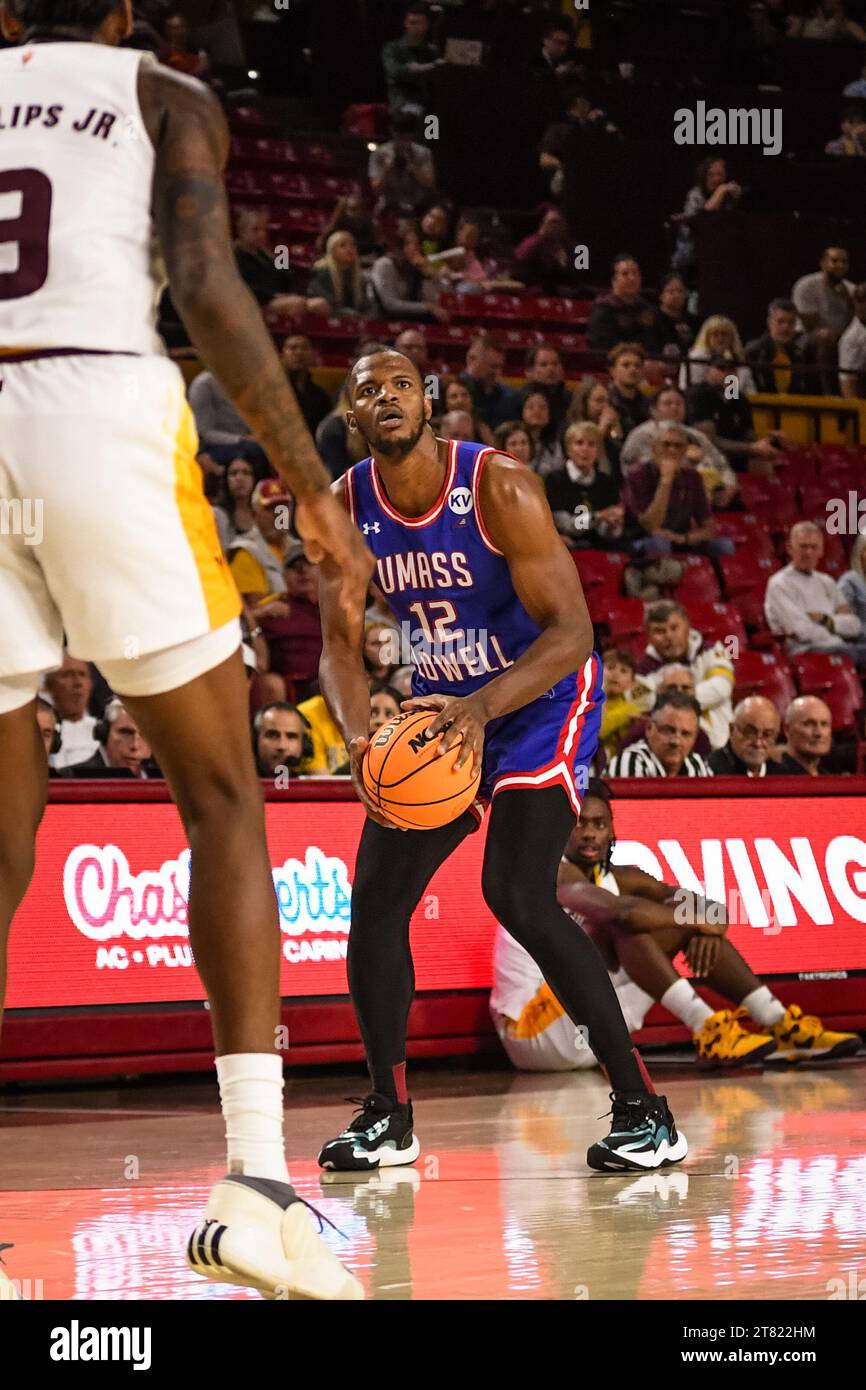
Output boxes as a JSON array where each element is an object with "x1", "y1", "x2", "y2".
[{"x1": 2, "y1": 1058, "x2": 864, "y2": 1300}]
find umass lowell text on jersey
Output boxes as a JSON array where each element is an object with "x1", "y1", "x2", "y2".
[{"x1": 344, "y1": 438, "x2": 605, "y2": 812}]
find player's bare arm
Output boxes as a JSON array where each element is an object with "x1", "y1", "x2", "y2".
[
  {"x1": 140, "y1": 64, "x2": 372, "y2": 599},
  {"x1": 317, "y1": 481, "x2": 399, "y2": 829},
  {"x1": 404, "y1": 453, "x2": 593, "y2": 769}
]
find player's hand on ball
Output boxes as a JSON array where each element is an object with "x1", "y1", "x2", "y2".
[
  {"x1": 348, "y1": 735, "x2": 405, "y2": 830},
  {"x1": 400, "y1": 693, "x2": 487, "y2": 772}
]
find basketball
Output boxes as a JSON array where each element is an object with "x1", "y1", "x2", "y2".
[{"x1": 362, "y1": 711, "x2": 481, "y2": 829}]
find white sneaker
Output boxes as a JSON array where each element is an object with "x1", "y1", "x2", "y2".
[{"x1": 186, "y1": 1174, "x2": 363, "y2": 1300}]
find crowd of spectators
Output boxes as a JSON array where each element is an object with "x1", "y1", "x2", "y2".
[{"x1": 32, "y1": 1, "x2": 866, "y2": 788}]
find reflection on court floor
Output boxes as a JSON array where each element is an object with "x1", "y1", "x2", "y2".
[{"x1": 1, "y1": 1063, "x2": 864, "y2": 1300}]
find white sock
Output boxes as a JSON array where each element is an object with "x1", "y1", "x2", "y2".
[
  {"x1": 215, "y1": 1053, "x2": 290, "y2": 1184},
  {"x1": 741, "y1": 985, "x2": 785, "y2": 1028},
  {"x1": 661, "y1": 978, "x2": 714, "y2": 1034}
]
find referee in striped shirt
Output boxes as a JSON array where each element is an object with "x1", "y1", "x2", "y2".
[{"x1": 607, "y1": 691, "x2": 713, "y2": 777}]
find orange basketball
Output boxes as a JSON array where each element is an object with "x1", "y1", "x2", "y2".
[{"x1": 362, "y1": 711, "x2": 482, "y2": 829}]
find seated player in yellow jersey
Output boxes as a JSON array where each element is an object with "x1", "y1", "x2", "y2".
[{"x1": 492, "y1": 780, "x2": 860, "y2": 1070}]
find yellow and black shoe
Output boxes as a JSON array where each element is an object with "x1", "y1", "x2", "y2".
[
  {"x1": 694, "y1": 1008, "x2": 775, "y2": 1068},
  {"x1": 767, "y1": 1005, "x2": 861, "y2": 1064}
]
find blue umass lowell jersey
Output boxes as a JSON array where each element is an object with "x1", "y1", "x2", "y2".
[{"x1": 344, "y1": 439, "x2": 604, "y2": 814}]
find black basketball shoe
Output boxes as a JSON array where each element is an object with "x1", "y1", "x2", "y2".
[
  {"x1": 586, "y1": 1092, "x2": 688, "y2": 1172},
  {"x1": 318, "y1": 1093, "x2": 420, "y2": 1172}
]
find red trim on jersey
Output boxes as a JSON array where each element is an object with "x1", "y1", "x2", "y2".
[
  {"x1": 488, "y1": 657, "x2": 598, "y2": 816},
  {"x1": 369, "y1": 438, "x2": 457, "y2": 528},
  {"x1": 343, "y1": 467, "x2": 357, "y2": 526},
  {"x1": 470, "y1": 447, "x2": 505, "y2": 556}
]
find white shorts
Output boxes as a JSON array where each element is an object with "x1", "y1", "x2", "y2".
[
  {"x1": 493, "y1": 969, "x2": 655, "y2": 1073},
  {"x1": 0, "y1": 353, "x2": 242, "y2": 710}
]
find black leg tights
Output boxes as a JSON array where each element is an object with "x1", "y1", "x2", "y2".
[
  {"x1": 481, "y1": 788, "x2": 649, "y2": 1094},
  {"x1": 347, "y1": 810, "x2": 474, "y2": 1102}
]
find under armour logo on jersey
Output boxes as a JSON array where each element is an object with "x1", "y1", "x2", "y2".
[
  {"x1": 363, "y1": 522, "x2": 381, "y2": 535},
  {"x1": 448, "y1": 487, "x2": 473, "y2": 515}
]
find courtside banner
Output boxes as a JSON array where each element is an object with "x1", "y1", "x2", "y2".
[{"x1": 7, "y1": 794, "x2": 866, "y2": 1009}]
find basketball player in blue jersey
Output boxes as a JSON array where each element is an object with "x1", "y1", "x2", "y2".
[{"x1": 316, "y1": 349, "x2": 688, "y2": 1174}]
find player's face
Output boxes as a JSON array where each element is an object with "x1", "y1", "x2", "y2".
[
  {"x1": 568, "y1": 798, "x2": 613, "y2": 867},
  {"x1": 369, "y1": 691, "x2": 401, "y2": 735},
  {"x1": 348, "y1": 355, "x2": 431, "y2": 457}
]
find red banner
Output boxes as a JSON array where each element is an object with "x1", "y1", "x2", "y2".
[{"x1": 7, "y1": 793, "x2": 866, "y2": 1010}]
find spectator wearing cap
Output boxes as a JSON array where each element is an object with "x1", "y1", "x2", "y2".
[
  {"x1": 777, "y1": 696, "x2": 835, "y2": 776},
  {"x1": 513, "y1": 208, "x2": 573, "y2": 297},
  {"x1": 381, "y1": 3, "x2": 443, "y2": 116},
  {"x1": 586, "y1": 255, "x2": 656, "y2": 353},
  {"x1": 253, "y1": 540, "x2": 323, "y2": 704},
  {"x1": 838, "y1": 282, "x2": 866, "y2": 396},
  {"x1": 764, "y1": 521, "x2": 866, "y2": 669},
  {"x1": 622, "y1": 424, "x2": 735, "y2": 568},
  {"x1": 280, "y1": 335, "x2": 332, "y2": 438},
  {"x1": 227, "y1": 479, "x2": 294, "y2": 616},
  {"x1": 635, "y1": 600, "x2": 735, "y2": 750},
  {"x1": 621, "y1": 386, "x2": 735, "y2": 507},
  {"x1": 606, "y1": 692, "x2": 713, "y2": 776},
  {"x1": 685, "y1": 354, "x2": 782, "y2": 472},
  {"x1": 67, "y1": 700, "x2": 156, "y2": 779},
  {"x1": 459, "y1": 335, "x2": 523, "y2": 431},
  {"x1": 708, "y1": 696, "x2": 785, "y2": 776},
  {"x1": 745, "y1": 299, "x2": 811, "y2": 395},
  {"x1": 522, "y1": 343, "x2": 572, "y2": 433}
]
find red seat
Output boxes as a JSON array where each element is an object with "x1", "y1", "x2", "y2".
[
  {"x1": 822, "y1": 532, "x2": 848, "y2": 578},
  {"x1": 733, "y1": 651, "x2": 797, "y2": 716},
  {"x1": 714, "y1": 513, "x2": 776, "y2": 562},
  {"x1": 601, "y1": 597, "x2": 646, "y2": 649},
  {"x1": 737, "y1": 475, "x2": 777, "y2": 510},
  {"x1": 720, "y1": 552, "x2": 778, "y2": 629},
  {"x1": 790, "y1": 650, "x2": 862, "y2": 700},
  {"x1": 687, "y1": 601, "x2": 747, "y2": 653},
  {"x1": 573, "y1": 550, "x2": 627, "y2": 601},
  {"x1": 675, "y1": 553, "x2": 721, "y2": 603}
]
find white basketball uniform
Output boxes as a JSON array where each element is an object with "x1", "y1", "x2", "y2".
[
  {"x1": 0, "y1": 41, "x2": 241, "y2": 711},
  {"x1": 490, "y1": 866, "x2": 655, "y2": 1072}
]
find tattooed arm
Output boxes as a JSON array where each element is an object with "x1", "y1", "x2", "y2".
[{"x1": 139, "y1": 65, "x2": 373, "y2": 592}]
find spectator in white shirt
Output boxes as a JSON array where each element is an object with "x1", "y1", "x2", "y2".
[
  {"x1": 43, "y1": 655, "x2": 99, "y2": 770},
  {"x1": 838, "y1": 282, "x2": 866, "y2": 397},
  {"x1": 607, "y1": 693, "x2": 713, "y2": 776},
  {"x1": 765, "y1": 521, "x2": 866, "y2": 668}
]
